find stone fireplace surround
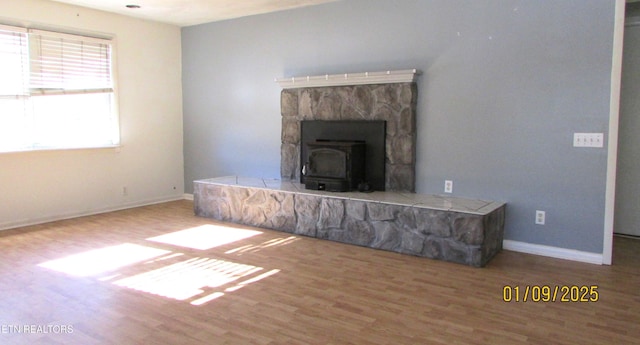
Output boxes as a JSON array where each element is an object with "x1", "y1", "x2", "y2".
[
  {"x1": 194, "y1": 70, "x2": 506, "y2": 267},
  {"x1": 280, "y1": 82, "x2": 417, "y2": 192},
  {"x1": 194, "y1": 176, "x2": 505, "y2": 267}
]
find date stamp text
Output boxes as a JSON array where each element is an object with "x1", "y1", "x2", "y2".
[{"x1": 502, "y1": 285, "x2": 599, "y2": 303}]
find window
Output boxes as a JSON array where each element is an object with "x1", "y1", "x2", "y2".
[{"x1": 0, "y1": 24, "x2": 118, "y2": 152}]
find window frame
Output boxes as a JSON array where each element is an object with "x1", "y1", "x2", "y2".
[{"x1": 0, "y1": 23, "x2": 120, "y2": 154}]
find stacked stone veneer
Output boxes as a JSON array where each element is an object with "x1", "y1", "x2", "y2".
[
  {"x1": 280, "y1": 83, "x2": 418, "y2": 192},
  {"x1": 194, "y1": 182, "x2": 505, "y2": 267}
]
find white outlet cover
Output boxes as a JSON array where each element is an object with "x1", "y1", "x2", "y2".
[
  {"x1": 535, "y1": 210, "x2": 545, "y2": 225},
  {"x1": 444, "y1": 180, "x2": 453, "y2": 193}
]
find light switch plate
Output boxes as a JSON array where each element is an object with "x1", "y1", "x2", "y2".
[{"x1": 573, "y1": 133, "x2": 604, "y2": 148}]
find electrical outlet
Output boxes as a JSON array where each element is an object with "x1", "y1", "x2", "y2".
[
  {"x1": 535, "y1": 210, "x2": 545, "y2": 225},
  {"x1": 444, "y1": 180, "x2": 453, "y2": 193},
  {"x1": 122, "y1": 186, "x2": 128, "y2": 196}
]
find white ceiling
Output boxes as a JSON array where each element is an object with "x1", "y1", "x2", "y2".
[{"x1": 48, "y1": 0, "x2": 337, "y2": 27}]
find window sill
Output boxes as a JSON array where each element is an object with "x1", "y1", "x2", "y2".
[{"x1": 0, "y1": 144, "x2": 123, "y2": 155}]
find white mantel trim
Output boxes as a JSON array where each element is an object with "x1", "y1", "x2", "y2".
[{"x1": 275, "y1": 69, "x2": 420, "y2": 89}]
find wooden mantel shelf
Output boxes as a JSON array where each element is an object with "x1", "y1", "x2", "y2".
[{"x1": 275, "y1": 69, "x2": 420, "y2": 89}]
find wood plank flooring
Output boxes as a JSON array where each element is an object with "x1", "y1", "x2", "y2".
[{"x1": 0, "y1": 200, "x2": 639, "y2": 344}]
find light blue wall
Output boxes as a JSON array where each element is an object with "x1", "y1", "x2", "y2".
[{"x1": 182, "y1": 0, "x2": 616, "y2": 253}]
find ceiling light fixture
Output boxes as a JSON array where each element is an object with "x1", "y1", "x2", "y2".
[{"x1": 125, "y1": 4, "x2": 141, "y2": 9}]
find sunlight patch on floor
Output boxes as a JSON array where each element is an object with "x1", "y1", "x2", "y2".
[
  {"x1": 147, "y1": 224, "x2": 263, "y2": 250},
  {"x1": 225, "y1": 236, "x2": 300, "y2": 254},
  {"x1": 113, "y1": 257, "x2": 279, "y2": 304},
  {"x1": 190, "y1": 268, "x2": 281, "y2": 306},
  {"x1": 114, "y1": 257, "x2": 257, "y2": 300},
  {"x1": 38, "y1": 243, "x2": 171, "y2": 277},
  {"x1": 37, "y1": 224, "x2": 282, "y2": 306}
]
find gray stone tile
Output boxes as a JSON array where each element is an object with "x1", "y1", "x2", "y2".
[{"x1": 193, "y1": 177, "x2": 505, "y2": 267}]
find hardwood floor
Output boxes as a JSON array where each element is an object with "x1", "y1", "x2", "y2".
[{"x1": 0, "y1": 200, "x2": 639, "y2": 344}]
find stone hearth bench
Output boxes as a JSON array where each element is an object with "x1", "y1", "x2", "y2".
[{"x1": 193, "y1": 176, "x2": 505, "y2": 267}]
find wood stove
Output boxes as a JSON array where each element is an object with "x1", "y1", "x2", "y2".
[
  {"x1": 303, "y1": 140, "x2": 365, "y2": 192},
  {"x1": 300, "y1": 120, "x2": 386, "y2": 192}
]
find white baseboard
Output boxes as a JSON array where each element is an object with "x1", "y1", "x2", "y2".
[
  {"x1": 183, "y1": 193, "x2": 194, "y2": 201},
  {"x1": 503, "y1": 240, "x2": 603, "y2": 265},
  {"x1": 0, "y1": 195, "x2": 186, "y2": 232}
]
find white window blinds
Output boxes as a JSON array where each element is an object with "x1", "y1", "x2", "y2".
[
  {"x1": 29, "y1": 29, "x2": 113, "y2": 95},
  {"x1": 0, "y1": 25, "x2": 29, "y2": 97},
  {"x1": 0, "y1": 24, "x2": 118, "y2": 152}
]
